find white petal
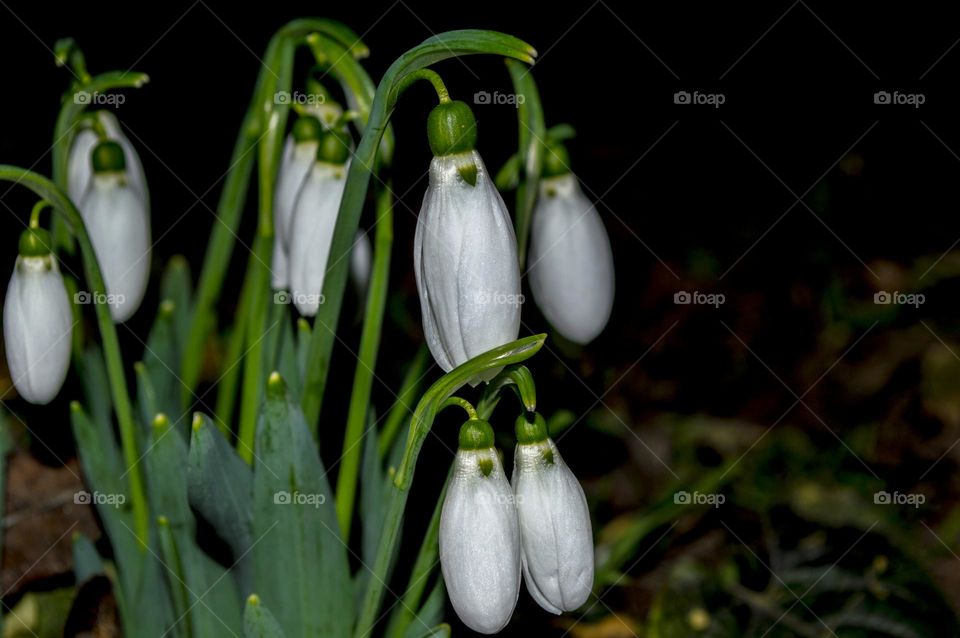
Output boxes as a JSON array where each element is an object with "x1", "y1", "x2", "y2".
[
  {"x1": 3, "y1": 257, "x2": 73, "y2": 404},
  {"x1": 97, "y1": 112, "x2": 149, "y2": 204},
  {"x1": 513, "y1": 438, "x2": 594, "y2": 612},
  {"x1": 415, "y1": 151, "x2": 521, "y2": 375},
  {"x1": 528, "y1": 174, "x2": 614, "y2": 344},
  {"x1": 67, "y1": 128, "x2": 98, "y2": 205},
  {"x1": 271, "y1": 137, "x2": 317, "y2": 289},
  {"x1": 288, "y1": 162, "x2": 347, "y2": 316},
  {"x1": 440, "y1": 448, "x2": 521, "y2": 634},
  {"x1": 271, "y1": 232, "x2": 289, "y2": 290},
  {"x1": 81, "y1": 174, "x2": 151, "y2": 322}
]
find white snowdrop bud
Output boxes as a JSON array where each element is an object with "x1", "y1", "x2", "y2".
[
  {"x1": 3, "y1": 227, "x2": 73, "y2": 404},
  {"x1": 440, "y1": 419, "x2": 521, "y2": 634},
  {"x1": 512, "y1": 412, "x2": 594, "y2": 613}
]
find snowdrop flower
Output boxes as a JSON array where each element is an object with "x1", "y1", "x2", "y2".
[
  {"x1": 287, "y1": 128, "x2": 350, "y2": 316},
  {"x1": 271, "y1": 116, "x2": 323, "y2": 289},
  {"x1": 440, "y1": 419, "x2": 521, "y2": 634},
  {"x1": 3, "y1": 227, "x2": 73, "y2": 404},
  {"x1": 415, "y1": 100, "x2": 521, "y2": 379},
  {"x1": 80, "y1": 141, "x2": 151, "y2": 322},
  {"x1": 527, "y1": 144, "x2": 614, "y2": 345},
  {"x1": 67, "y1": 110, "x2": 147, "y2": 205},
  {"x1": 512, "y1": 412, "x2": 594, "y2": 613}
]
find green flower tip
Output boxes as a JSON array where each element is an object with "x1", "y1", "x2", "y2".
[
  {"x1": 542, "y1": 141, "x2": 571, "y2": 179},
  {"x1": 18, "y1": 227, "x2": 53, "y2": 258},
  {"x1": 427, "y1": 100, "x2": 477, "y2": 158},
  {"x1": 247, "y1": 594, "x2": 261, "y2": 606},
  {"x1": 266, "y1": 371, "x2": 286, "y2": 398},
  {"x1": 152, "y1": 413, "x2": 169, "y2": 429},
  {"x1": 297, "y1": 317, "x2": 311, "y2": 332},
  {"x1": 515, "y1": 412, "x2": 548, "y2": 444},
  {"x1": 292, "y1": 115, "x2": 324, "y2": 144},
  {"x1": 157, "y1": 515, "x2": 169, "y2": 526},
  {"x1": 316, "y1": 128, "x2": 351, "y2": 165},
  {"x1": 91, "y1": 140, "x2": 126, "y2": 173},
  {"x1": 458, "y1": 419, "x2": 495, "y2": 451},
  {"x1": 192, "y1": 413, "x2": 204, "y2": 432}
]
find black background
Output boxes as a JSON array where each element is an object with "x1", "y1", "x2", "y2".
[{"x1": 4, "y1": 1, "x2": 960, "y2": 635}]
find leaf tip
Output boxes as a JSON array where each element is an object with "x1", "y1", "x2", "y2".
[
  {"x1": 191, "y1": 413, "x2": 204, "y2": 432},
  {"x1": 159, "y1": 299, "x2": 175, "y2": 317},
  {"x1": 266, "y1": 371, "x2": 286, "y2": 398},
  {"x1": 69, "y1": 401, "x2": 82, "y2": 413},
  {"x1": 152, "y1": 413, "x2": 169, "y2": 429},
  {"x1": 157, "y1": 515, "x2": 169, "y2": 527},
  {"x1": 133, "y1": 361, "x2": 145, "y2": 374},
  {"x1": 247, "y1": 593, "x2": 261, "y2": 606}
]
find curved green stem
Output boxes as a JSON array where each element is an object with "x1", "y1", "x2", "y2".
[
  {"x1": 395, "y1": 68, "x2": 450, "y2": 103},
  {"x1": 0, "y1": 166, "x2": 149, "y2": 546},
  {"x1": 334, "y1": 185, "x2": 393, "y2": 538},
  {"x1": 440, "y1": 396, "x2": 478, "y2": 421},
  {"x1": 29, "y1": 200, "x2": 53, "y2": 228}
]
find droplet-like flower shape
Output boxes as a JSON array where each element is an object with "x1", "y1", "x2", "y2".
[
  {"x1": 67, "y1": 110, "x2": 147, "y2": 206},
  {"x1": 3, "y1": 228, "x2": 73, "y2": 404},
  {"x1": 287, "y1": 128, "x2": 350, "y2": 316},
  {"x1": 440, "y1": 420, "x2": 521, "y2": 634},
  {"x1": 528, "y1": 156, "x2": 614, "y2": 345},
  {"x1": 80, "y1": 141, "x2": 151, "y2": 322},
  {"x1": 271, "y1": 116, "x2": 323, "y2": 290},
  {"x1": 415, "y1": 101, "x2": 521, "y2": 378},
  {"x1": 512, "y1": 413, "x2": 594, "y2": 613}
]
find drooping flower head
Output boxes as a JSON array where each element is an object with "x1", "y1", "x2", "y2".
[
  {"x1": 527, "y1": 142, "x2": 614, "y2": 345},
  {"x1": 67, "y1": 110, "x2": 148, "y2": 206},
  {"x1": 415, "y1": 100, "x2": 521, "y2": 380},
  {"x1": 512, "y1": 412, "x2": 594, "y2": 613},
  {"x1": 3, "y1": 227, "x2": 73, "y2": 404},
  {"x1": 440, "y1": 419, "x2": 521, "y2": 634},
  {"x1": 80, "y1": 140, "x2": 151, "y2": 322},
  {"x1": 287, "y1": 127, "x2": 351, "y2": 316}
]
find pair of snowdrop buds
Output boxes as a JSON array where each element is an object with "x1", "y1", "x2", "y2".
[
  {"x1": 271, "y1": 112, "x2": 372, "y2": 316},
  {"x1": 440, "y1": 414, "x2": 593, "y2": 633},
  {"x1": 67, "y1": 111, "x2": 151, "y2": 323}
]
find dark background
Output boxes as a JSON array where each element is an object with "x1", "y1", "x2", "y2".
[{"x1": 4, "y1": 1, "x2": 960, "y2": 635}]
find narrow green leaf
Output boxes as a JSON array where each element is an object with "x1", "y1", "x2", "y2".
[
  {"x1": 252, "y1": 373, "x2": 353, "y2": 637},
  {"x1": 187, "y1": 413, "x2": 254, "y2": 594},
  {"x1": 71, "y1": 532, "x2": 104, "y2": 583}
]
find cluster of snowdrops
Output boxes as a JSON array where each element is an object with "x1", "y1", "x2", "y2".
[{"x1": 1, "y1": 24, "x2": 615, "y2": 635}]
